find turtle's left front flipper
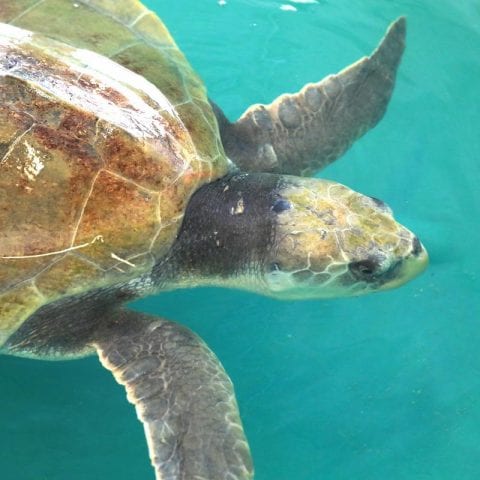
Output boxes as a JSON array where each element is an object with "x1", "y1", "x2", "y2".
[
  {"x1": 213, "y1": 17, "x2": 406, "y2": 176},
  {"x1": 92, "y1": 309, "x2": 253, "y2": 480}
]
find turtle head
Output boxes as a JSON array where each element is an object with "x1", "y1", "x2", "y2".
[
  {"x1": 154, "y1": 174, "x2": 427, "y2": 299},
  {"x1": 263, "y1": 177, "x2": 428, "y2": 299}
]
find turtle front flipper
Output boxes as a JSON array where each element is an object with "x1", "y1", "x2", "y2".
[
  {"x1": 92, "y1": 309, "x2": 253, "y2": 480},
  {"x1": 213, "y1": 17, "x2": 406, "y2": 177}
]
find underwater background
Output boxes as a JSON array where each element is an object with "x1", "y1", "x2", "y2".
[{"x1": 1, "y1": 0, "x2": 479, "y2": 479}]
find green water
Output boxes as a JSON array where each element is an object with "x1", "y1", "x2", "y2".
[{"x1": 1, "y1": 0, "x2": 479, "y2": 479}]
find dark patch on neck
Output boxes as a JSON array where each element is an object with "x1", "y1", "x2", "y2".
[{"x1": 156, "y1": 173, "x2": 283, "y2": 279}]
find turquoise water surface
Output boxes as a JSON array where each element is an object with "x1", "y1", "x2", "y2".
[{"x1": 1, "y1": 1, "x2": 479, "y2": 479}]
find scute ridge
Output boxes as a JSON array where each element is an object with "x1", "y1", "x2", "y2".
[{"x1": 6, "y1": 0, "x2": 46, "y2": 25}]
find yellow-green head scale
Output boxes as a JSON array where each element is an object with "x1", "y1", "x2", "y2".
[{"x1": 264, "y1": 177, "x2": 428, "y2": 299}]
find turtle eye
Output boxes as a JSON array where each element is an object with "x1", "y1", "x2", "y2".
[
  {"x1": 348, "y1": 259, "x2": 380, "y2": 280},
  {"x1": 272, "y1": 199, "x2": 291, "y2": 213}
]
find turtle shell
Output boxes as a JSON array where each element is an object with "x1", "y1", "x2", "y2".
[{"x1": 0, "y1": 4, "x2": 229, "y2": 347}]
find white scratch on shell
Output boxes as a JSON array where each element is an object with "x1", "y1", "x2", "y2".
[{"x1": 23, "y1": 142, "x2": 45, "y2": 181}]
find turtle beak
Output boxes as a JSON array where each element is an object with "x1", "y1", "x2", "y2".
[
  {"x1": 405, "y1": 236, "x2": 429, "y2": 277},
  {"x1": 380, "y1": 236, "x2": 429, "y2": 291}
]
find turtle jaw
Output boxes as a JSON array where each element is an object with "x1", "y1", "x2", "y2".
[{"x1": 262, "y1": 238, "x2": 429, "y2": 301}]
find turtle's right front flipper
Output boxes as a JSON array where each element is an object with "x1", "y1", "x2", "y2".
[
  {"x1": 214, "y1": 17, "x2": 406, "y2": 176},
  {"x1": 92, "y1": 309, "x2": 253, "y2": 480}
]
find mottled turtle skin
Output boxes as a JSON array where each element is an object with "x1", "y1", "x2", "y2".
[
  {"x1": 0, "y1": 2, "x2": 428, "y2": 480},
  {"x1": 0, "y1": 5, "x2": 228, "y2": 346}
]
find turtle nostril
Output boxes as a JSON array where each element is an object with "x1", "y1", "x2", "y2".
[
  {"x1": 348, "y1": 258, "x2": 380, "y2": 281},
  {"x1": 369, "y1": 196, "x2": 386, "y2": 209},
  {"x1": 411, "y1": 236, "x2": 423, "y2": 256},
  {"x1": 368, "y1": 196, "x2": 393, "y2": 215}
]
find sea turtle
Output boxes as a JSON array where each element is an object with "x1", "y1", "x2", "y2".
[{"x1": 0, "y1": 1, "x2": 428, "y2": 479}]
